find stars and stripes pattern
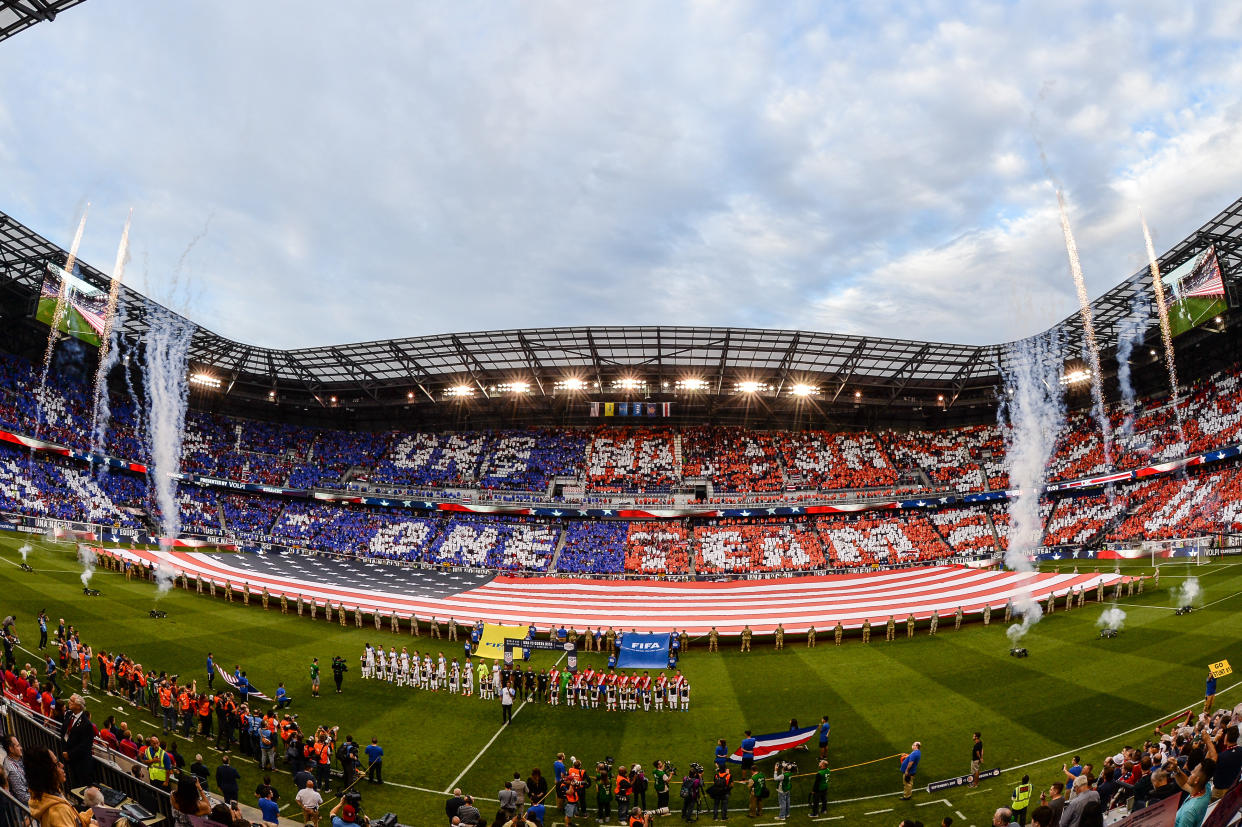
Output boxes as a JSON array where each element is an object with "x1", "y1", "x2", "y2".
[{"x1": 98, "y1": 546, "x2": 1126, "y2": 636}]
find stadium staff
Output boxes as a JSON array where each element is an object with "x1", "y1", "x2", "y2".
[
  {"x1": 900, "y1": 742, "x2": 921, "y2": 800},
  {"x1": 1010, "y1": 774, "x2": 1033, "y2": 826}
]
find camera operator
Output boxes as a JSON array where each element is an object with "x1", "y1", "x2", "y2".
[
  {"x1": 679, "y1": 764, "x2": 703, "y2": 822},
  {"x1": 595, "y1": 762, "x2": 612, "y2": 822},
  {"x1": 773, "y1": 761, "x2": 794, "y2": 821},
  {"x1": 653, "y1": 761, "x2": 671, "y2": 811},
  {"x1": 328, "y1": 792, "x2": 368, "y2": 827},
  {"x1": 624, "y1": 806, "x2": 651, "y2": 827}
]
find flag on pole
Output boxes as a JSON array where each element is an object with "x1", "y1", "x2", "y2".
[
  {"x1": 727, "y1": 726, "x2": 819, "y2": 762},
  {"x1": 589, "y1": 402, "x2": 600, "y2": 417},
  {"x1": 604, "y1": 403, "x2": 615, "y2": 416}
]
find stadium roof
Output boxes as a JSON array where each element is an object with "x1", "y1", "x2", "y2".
[
  {"x1": 1, "y1": 197, "x2": 1240, "y2": 414},
  {"x1": 0, "y1": 0, "x2": 87, "y2": 44}
]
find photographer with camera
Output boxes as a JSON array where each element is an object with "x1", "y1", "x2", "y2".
[
  {"x1": 772, "y1": 761, "x2": 794, "y2": 820},
  {"x1": 595, "y1": 762, "x2": 612, "y2": 822},
  {"x1": 679, "y1": 764, "x2": 703, "y2": 822},
  {"x1": 624, "y1": 806, "x2": 651, "y2": 827},
  {"x1": 653, "y1": 760, "x2": 672, "y2": 811}
]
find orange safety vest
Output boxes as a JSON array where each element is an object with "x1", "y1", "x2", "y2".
[
  {"x1": 198, "y1": 698, "x2": 211, "y2": 717},
  {"x1": 159, "y1": 687, "x2": 172, "y2": 708},
  {"x1": 180, "y1": 692, "x2": 193, "y2": 712}
]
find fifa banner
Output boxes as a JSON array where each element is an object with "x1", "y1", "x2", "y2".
[
  {"x1": 475, "y1": 623, "x2": 528, "y2": 660},
  {"x1": 616, "y1": 632, "x2": 672, "y2": 669},
  {"x1": 727, "y1": 726, "x2": 819, "y2": 763}
]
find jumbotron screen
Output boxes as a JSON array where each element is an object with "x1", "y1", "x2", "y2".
[
  {"x1": 1163, "y1": 244, "x2": 1227, "y2": 337},
  {"x1": 35, "y1": 262, "x2": 107, "y2": 348}
]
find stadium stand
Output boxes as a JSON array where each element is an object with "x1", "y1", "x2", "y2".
[{"x1": 693, "y1": 518, "x2": 827, "y2": 574}]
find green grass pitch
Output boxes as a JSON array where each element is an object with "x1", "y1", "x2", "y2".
[{"x1": 1, "y1": 532, "x2": 1238, "y2": 826}]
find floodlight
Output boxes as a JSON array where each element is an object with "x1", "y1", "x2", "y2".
[
  {"x1": 737, "y1": 380, "x2": 763, "y2": 394},
  {"x1": 614, "y1": 377, "x2": 645, "y2": 390},
  {"x1": 1059, "y1": 369, "x2": 1092, "y2": 386},
  {"x1": 498, "y1": 381, "x2": 530, "y2": 394},
  {"x1": 557, "y1": 377, "x2": 587, "y2": 391},
  {"x1": 446, "y1": 385, "x2": 474, "y2": 398},
  {"x1": 189, "y1": 373, "x2": 221, "y2": 389},
  {"x1": 790, "y1": 383, "x2": 818, "y2": 397},
  {"x1": 676, "y1": 378, "x2": 708, "y2": 391},
  {"x1": 854, "y1": 390, "x2": 862, "y2": 399}
]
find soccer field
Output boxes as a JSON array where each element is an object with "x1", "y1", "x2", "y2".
[{"x1": 2, "y1": 533, "x2": 1238, "y2": 826}]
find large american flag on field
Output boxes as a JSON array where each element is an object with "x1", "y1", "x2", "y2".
[{"x1": 98, "y1": 547, "x2": 1127, "y2": 636}]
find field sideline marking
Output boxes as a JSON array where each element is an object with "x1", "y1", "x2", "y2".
[
  {"x1": 443, "y1": 652, "x2": 567, "y2": 794},
  {"x1": 801, "y1": 677, "x2": 1242, "y2": 809}
]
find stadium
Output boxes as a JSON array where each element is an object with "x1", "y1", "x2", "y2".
[{"x1": 1, "y1": 4, "x2": 1241, "y2": 827}]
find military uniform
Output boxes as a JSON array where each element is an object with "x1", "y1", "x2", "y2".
[
  {"x1": 708, "y1": 627, "x2": 719, "y2": 652},
  {"x1": 834, "y1": 622, "x2": 843, "y2": 646},
  {"x1": 862, "y1": 620, "x2": 870, "y2": 644},
  {"x1": 906, "y1": 614, "x2": 914, "y2": 639},
  {"x1": 808, "y1": 626, "x2": 817, "y2": 647},
  {"x1": 1003, "y1": 600, "x2": 1012, "y2": 623},
  {"x1": 740, "y1": 626, "x2": 752, "y2": 652},
  {"x1": 885, "y1": 616, "x2": 895, "y2": 642},
  {"x1": 448, "y1": 618, "x2": 458, "y2": 641},
  {"x1": 431, "y1": 617, "x2": 441, "y2": 638},
  {"x1": 928, "y1": 610, "x2": 938, "y2": 636},
  {"x1": 954, "y1": 606, "x2": 962, "y2": 631},
  {"x1": 774, "y1": 624, "x2": 784, "y2": 650},
  {"x1": 983, "y1": 603, "x2": 991, "y2": 625}
]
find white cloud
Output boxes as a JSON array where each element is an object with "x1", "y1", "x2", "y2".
[{"x1": 0, "y1": 1, "x2": 1238, "y2": 349}]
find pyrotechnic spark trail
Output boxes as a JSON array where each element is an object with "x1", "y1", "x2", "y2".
[
  {"x1": 1054, "y1": 190, "x2": 1113, "y2": 468},
  {"x1": 91, "y1": 209, "x2": 132, "y2": 452},
  {"x1": 1140, "y1": 209, "x2": 1185, "y2": 444},
  {"x1": 36, "y1": 206, "x2": 89, "y2": 439}
]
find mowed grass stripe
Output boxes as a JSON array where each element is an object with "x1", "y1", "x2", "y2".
[{"x1": 2, "y1": 534, "x2": 1239, "y2": 826}]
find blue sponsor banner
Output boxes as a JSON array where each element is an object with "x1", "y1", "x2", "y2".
[
  {"x1": 616, "y1": 632, "x2": 671, "y2": 669},
  {"x1": 1036, "y1": 549, "x2": 1097, "y2": 561}
]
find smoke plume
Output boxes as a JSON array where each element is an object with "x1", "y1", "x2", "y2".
[
  {"x1": 77, "y1": 545, "x2": 97, "y2": 587},
  {"x1": 1096, "y1": 606, "x2": 1126, "y2": 632},
  {"x1": 999, "y1": 331, "x2": 1065, "y2": 646}
]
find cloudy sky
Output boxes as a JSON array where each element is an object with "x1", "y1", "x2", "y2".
[{"x1": 1, "y1": 1, "x2": 1240, "y2": 349}]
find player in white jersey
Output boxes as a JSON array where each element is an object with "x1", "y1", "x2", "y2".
[
  {"x1": 362, "y1": 645, "x2": 375, "y2": 679},
  {"x1": 672, "y1": 672, "x2": 685, "y2": 710},
  {"x1": 679, "y1": 677, "x2": 690, "y2": 710},
  {"x1": 639, "y1": 672, "x2": 652, "y2": 712},
  {"x1": 463, "y1": 659, "x2": 474, "y2": 696},
  {"x1": 449, "y1": 659, "x2": 461, "y2": 694},
  {"x1": 436, "y1": 653, "x2": 447, "y2": 689},
  {"x1": 384, "y1": 648, "x2": 395, "y2": 682},
  {"x1": 376, "y1": 648, "x2": 387, "y2": 679},
  {"x1": 492, "y1": 664, "x2": 502, "y2": 697},
  {"x1": 422, "y1": 656, "x2": 434, "y2": 689},
  {"x1": 398, "y1": 648, "x2": 410, "y2": 687},
  {"x1": 654, "y1": 675, "x2": 666, "y2": 711},
  {"x1": 605, "y1": 677, "x2": 618, "y2": 711}
]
